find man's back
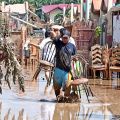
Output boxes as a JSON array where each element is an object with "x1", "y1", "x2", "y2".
[{"x1": 53, "y1": 39, "x2": 76, "y2": 72}]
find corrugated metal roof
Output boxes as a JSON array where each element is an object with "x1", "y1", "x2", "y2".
[
  {"x1": 92, "y1": 0, "x2": 102, "y2": 11},
  {"x1": 4, "y1": 4, "x2": 26, "y2": 14},
  {"x1": 42, "y1": 4, "x2": 80, "y2": 13},
  {"x1": 92, "y1": 0, "x2": 117, "y2": 11},
  {"x1": 103, "y1": 0, "x2": 117, "y2": 8}
]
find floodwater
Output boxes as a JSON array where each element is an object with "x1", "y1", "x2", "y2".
[{"x1": 1, "y1": 65, "x2": 120, "y2": 120}]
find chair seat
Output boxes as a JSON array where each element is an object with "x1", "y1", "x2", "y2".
[
  {"x1": 39, "y1": 60, "x2": 54, "y2": 67},
  {"x1": 91, "y1": 65, "x2": 105, "y2": 69},
  {"x1": 71, "y1": 78, "x2": 88, "y2": 85},
  {"x1": 109, "y1": 66, "x2": 120, "y2": 70}
]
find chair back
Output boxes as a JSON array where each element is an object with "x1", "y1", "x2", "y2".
[
  {"x1": 71, "y1": 55, "x2": 88, "y2": 79},
  {"x1": 110, "y1": 46, "x2": 120, "y2": 66},
  {"x1": 41, "y1": 41, "x2": 56, "y2": 64},
  {"x1": 91, "y1": 44, "x2": 102, "y2": 65},
  {"x1": 102, "y1": 44, "x2": 109, "y2": 66}
]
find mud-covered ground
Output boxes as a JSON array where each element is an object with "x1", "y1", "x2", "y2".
[{"x1": 1, "y1": 65, "x2": 120, "y2": 120}]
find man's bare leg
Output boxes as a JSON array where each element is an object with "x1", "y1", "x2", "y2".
[
  {"x1": 32, "y1": 64, "x2": 41, "y2": 81},
  {"x1": 44, "y1": 71, "x2": 50, "y2": 95}
]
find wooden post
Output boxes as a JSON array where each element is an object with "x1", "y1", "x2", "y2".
[
  {"x1": 86, "y1": 0, "x2": 90, "y2": 20},
  {"x1": 80, "y1": 0, "x2": 83, "y2": 21},
  {"x1": 63, "y1": 7, "x2": 66, "y2": 23},
  {"x1": 71, "y1": 3, "x2": 74, "y2": 23},
  {"x1": 108, "y1": 0, "x2": 113, "y2": 12},
  {"x1": 25, "y1": 1, "x2": 29, "y2": 22},
  {"x1": 21, "y1": 25, "x2": 27, "y2": 65}
]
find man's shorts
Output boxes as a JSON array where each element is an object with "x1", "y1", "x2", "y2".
[{"x1": 53, "y1": 68, "x2": 72, "y2": 91}]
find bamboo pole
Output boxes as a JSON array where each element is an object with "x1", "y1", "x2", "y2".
[
  {"x1": 108, "y1": 0, "x2": 113, "y2": 12},
  {"x1": 71, "y1": 3, "x2": 74, "y2": 23},
  {"x1": 10, "y1": 15, "x2": 39, "y2": 28},
  {"x1": 63, "y1": 7, "x2": 66, "y2": 23},
  {"x1": 86, "y1": 0, "x2": 90, "y2": 20},
  {"x1": 28, "y1": 9, "x2": 38, "y2": 17},
  {"x1": 80, "y1": 0, "x2": 83, "y2": 21}
]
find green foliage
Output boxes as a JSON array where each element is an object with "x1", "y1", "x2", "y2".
[
  {"x1": 1, "y1": 0, "x2": 80, "y2": 8},
  {"x1": 54, "y1": 12, "x2": 63, "y2": 24},
  {"x1": 54, "y1": 7, "x2": 71, "y2": 24},
  {"x1": 95, "y1": 26, "x2": 102, "y2": 38}
]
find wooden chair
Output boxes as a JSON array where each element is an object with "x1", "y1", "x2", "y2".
[
  {"x1": 30, "y1": 45, "x2": 39, "y2": 66},
  {"x1": 90, "y1": 44, "x2": 109, "y2": 79},
  {"x1": 33, "y1": 41, "x2": 56, "y2": 85},
  {"x1": 29, "y1": 38, "x2": 39, "y2": 66},
  {"x1": 70, "y1": 55, "x2": 93, "y2": 103},
  {"x1": 109, "y1": 46, "x2": 120, "y2": 80}
]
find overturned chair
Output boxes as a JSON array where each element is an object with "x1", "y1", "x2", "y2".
[
  {"x1": 32, "y1": 41, "x2": 56, "y2": 86},
  {"x1": 69, "y1": 55, "x2": 93, "y2": 103}
]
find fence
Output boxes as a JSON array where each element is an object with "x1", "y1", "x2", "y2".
[{"x1": 71, "y1": 20, "x2": 95, "y2": 60}]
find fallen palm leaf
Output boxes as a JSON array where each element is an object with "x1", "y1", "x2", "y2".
[{"x1": 0, "y1": 37, "x2": 24, "y2": 93}]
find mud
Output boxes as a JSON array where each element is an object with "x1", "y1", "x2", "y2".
[{"x1": 0, "y1": 65, "x2": 120, "y2": 120}]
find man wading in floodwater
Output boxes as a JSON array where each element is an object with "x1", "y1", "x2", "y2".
[{"x1": 52, "y1": 29, "x2": 77, "y2": 102}]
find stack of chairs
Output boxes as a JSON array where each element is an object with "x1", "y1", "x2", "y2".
[
  {"x1": 90, "y1": 44, "x2": 109, "y2": 79},
  {"x1": 109, "y1": 45, "x2": 120, "y2": 80}
]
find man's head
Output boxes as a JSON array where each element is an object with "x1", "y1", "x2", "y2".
[
  {"x1": 61, "y1": 30, "x2": 70, "y2": 44},
  {"x1": 45, "y1": 30, "x2": 51, "y2": 38},
  {"x1": 51, "y1": 25, "x2": 64, "y2": 38}
]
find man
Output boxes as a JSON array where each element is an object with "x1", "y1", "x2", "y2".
[
  {"x1": 30, "y1": 30, "x2": 56, "y2": 94},
  {"x1": 52, "y1": 29, "x2": 76, "y2": 101},
  {"x1": 51, "y1": 26, "x2": 76, "y2": 46},
  {"x1": 23, "y1": 38, "x2": 31, "y2": 66},
  {"x1": 59, "y1": 28, "x2": 76, "y2": 46}
]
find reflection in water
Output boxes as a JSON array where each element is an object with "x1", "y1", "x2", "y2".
[
  {"x1": 1, "y1": 65, "x2": 120, "y2": 120},
  {"x1": 53, "y1": 103, "x2": 80, "y2": 120},
  {"x1": 79, "y1": 103, "x2": 112, "y2": 120},
  {"x1": 0, "y1": 100, "x2": 115, "y2": 120},
  {"x1": 0, "y1": 83, "x2": 118, "y2": 120}
]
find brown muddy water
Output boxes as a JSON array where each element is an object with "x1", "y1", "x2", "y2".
[{"x1": 1, "y1": 65, "x2": 120, "y2": 120}]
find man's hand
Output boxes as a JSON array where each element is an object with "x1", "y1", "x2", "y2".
[
  {"x1": 50, "y1": 31, "x2": 57, "y2": 39},
  {"x1": 71, "y1": 56, "x2": 78, "y2": 61}
]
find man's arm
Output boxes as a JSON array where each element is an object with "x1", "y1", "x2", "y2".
[{"x1": 72, "y1": 44, "x2": 77, "y2": 55}]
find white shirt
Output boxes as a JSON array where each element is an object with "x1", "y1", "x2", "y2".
[
  {"x1": 69, "y1": 37, "x2": 76, "y2": 46},
  {"x1": 39, "y1": 37, "x2": 52, "y2": 49},
  {"x1": 39, "y1": 37, "x2": 56, "y2": 63}
]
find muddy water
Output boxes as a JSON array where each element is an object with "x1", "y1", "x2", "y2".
[{"x1": 0, "y1": 66, "x2": 120, "y2": 120}]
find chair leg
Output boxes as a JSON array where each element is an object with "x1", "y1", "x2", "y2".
[
  {"x1": 88, "y1": 86, "x2": 94, "y2": 97},
  {"x1": 106, "y1": 69, "x2": 108, "y2": 80},
  {"x1": 77, "y1": 85, "x2": 81, "y2": 99},
  {"x1": 84, "y1": 83, "x2": 94, "y2": 97},
  {"x1": 93, "y1": 70, "x2": 96, "y2": 79},
  {"x1": 84, "y1": 83, "x2": 90, "y2": 96},
  {"x1": 109, "y1": 70, "x2": 111, "y2": 80},
  {"x1": 83, "y1": 84, "x2": 90, "y2": 103},
  {"x1": 32, "y1": 64, "x2": 41, "y2": 81}
]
